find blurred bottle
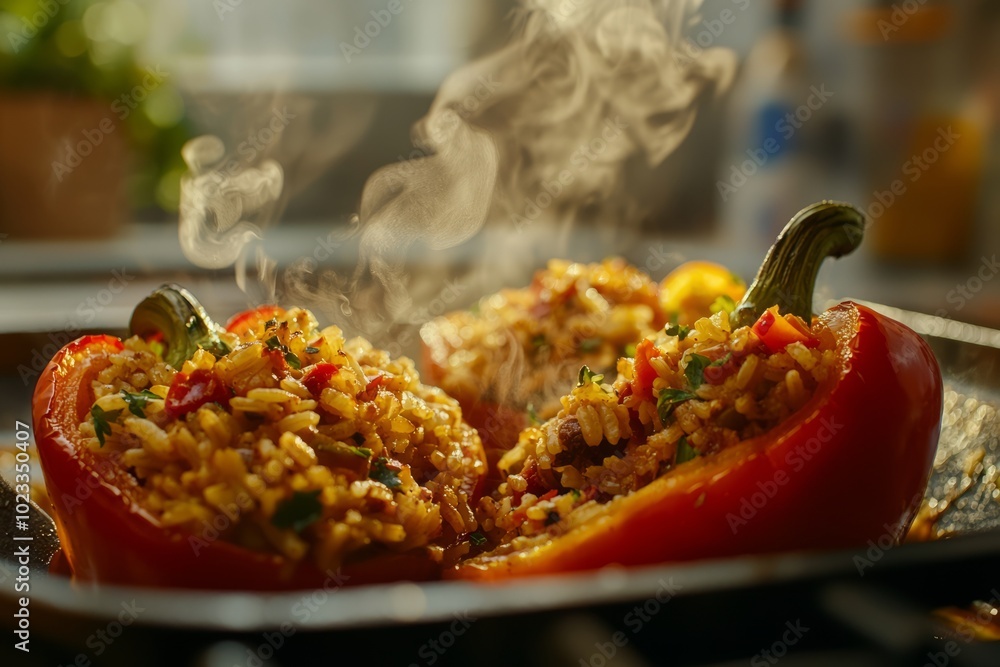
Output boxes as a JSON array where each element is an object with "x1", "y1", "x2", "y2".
[
  {"x1": 848, "y1": 0, "x2": 986, "y2": 265},
  {"x1": 720, "y1": 0, "x2": 849, "y2": 256}
]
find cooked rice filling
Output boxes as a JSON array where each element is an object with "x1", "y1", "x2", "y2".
[
  {"x1": 478, "y1": 308, "x2": 840, "y2": 541},
  {"x1": 81, "y1": 308, "x2": 485, "y2": 570},
  {"x1": 422, "y1": 258, "x2": 667, "y2": 417}
]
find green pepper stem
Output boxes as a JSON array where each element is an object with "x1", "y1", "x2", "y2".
[
  {"x1": 129, "y1": 284, "x2": 229, "y2": 368},
  {"x1": 731, "y1": 201, "x2": 865, "y2": 329}
]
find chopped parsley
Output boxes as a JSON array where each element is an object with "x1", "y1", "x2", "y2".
[
  {"x1": 710, "y1": 294, "x2": 737, "y2": 316},
  {"x1": 264, "y1": 335, "x2": 301, "y2": 370},
  {"x1": 350, "y1": 446, "x2": 373, "y2": 459},
  {"x1": 369, "y1": 457, "x2": 402, "y2": 489},
  {"x1": 675, "y1": 437, "x2": 699, "y2": 464},
  {"x1": 684, "y1": 354, "x2": 711, "y2": 389},
  {"x1": 571, "y1": 489, "x2": 582, "y2": 500},
  {"x1": 120, "y1": 389, "x2": 160, "y2": 418},
  {"x1": 90, "y1": 405, "x2": 122, "y2": 447},
  {"x1": 578, "y1": 337, "x2": 602, "y2": 353},
  {"x1": 711, "y1": 352, "x2": 732, "y2": 368},
  {"x1": 656, "y1": 388, "x2": 697, "y2": 422},
  {"x1": 469, "y1": 532, "x2": 487, "y2": 546},
  {"x1": 577, "y1": 365, "x2": 605, "y2": 387},
  {"x1": 271, "y1": 490, "x2": 323, "y2": 532},
  {"x1": 264, "y1": 319, "x2": 277, "y2": 329},
  {"x1": 304, "y1": 346, "x2": 321, "y2": 355},
  {"x1": 283, "y1": 351, "x2": 301, "y2": 370},
  {"x1": 665, "y1": 323, "x2": 691, "y2": 341}
]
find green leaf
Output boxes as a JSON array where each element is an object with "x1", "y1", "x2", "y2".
[
  {"x1": 656, "y1": 388, "x2": 697, "y2": 423},
  {"x1": 271, "y1": 490, "x2": 323, "y2": 532},
  {"x1": 120, "y1": 389, "x2": 159, "y2": 418},
  {"x1": 264, "y1": 319, "x2": 278, "y2": 329},
  {"x1": 284, "y1": 351, "x2": 301, "y2": 370},
  {"x1": 265, "y1": 336, "x2": 282, "y2": 350},
  {"x1": 527, "y1": 403, "x2": 541, "y2": 427},
  {"x1": 578, "y1": 337, "x2": 602, "y2": 353},
  {"x1": 469, "y1": 532, "x2": 487, "y2": 546},
  {"x1": 577, "y1": 365, "x2": 605, "y2": 387},
  {"x1": 91, "y1": 405, "x2": 122, "y2": 447},
  {"x1": 710, "y1": 294, "x2": 737, "y2": 316},
  {"x1": 684, "y1": 354, "x2": 711, "y2": 390},
  {"x1": 304, "y1": 346, "x2": 320, "y2": 355},
  {"x1": 675, "y1": 437, "x2": 699, "y2": 464},
  {"x1": 350, "y1": 446, "x2": 373, "y2": 459},
  {"x1": 665, "y1": 323, "x2": 690, "y2": 341},
  {"x1": 369, "y1": 457, "x2": 402, "y2": 489},
  {"x1": 710, "y1": 352, "x2": 732, "y2": 368}
]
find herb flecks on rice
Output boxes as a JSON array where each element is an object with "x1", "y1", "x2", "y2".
[
  {"x1": 81, "y1": 308, "x2": 486, "y2": 572},
  {"x1": 477, "y1": 308, "x2": 839, "y2": 542},
  {"x1": 421, "y1": 258, "x2": 668, "y2": 420}
]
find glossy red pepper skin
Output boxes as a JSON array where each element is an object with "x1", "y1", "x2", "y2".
[
  {"x1": 453, "y1": 303, "x2": 942, "y2": 580},
  {"x1": 33, "y1": 335, "x2": 439, "y2": 590}
]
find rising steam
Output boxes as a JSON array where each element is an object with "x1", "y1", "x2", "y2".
[{"x1": 179, "y1": 0, "x2": 734, "y2": 355}]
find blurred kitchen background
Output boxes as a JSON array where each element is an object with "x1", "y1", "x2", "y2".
[{"x1": 0, "y1": 0, "x2": 998, "y2": 404}]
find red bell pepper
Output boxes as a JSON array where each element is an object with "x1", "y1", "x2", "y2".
[
  {"x1": 225, "y1": 305, "x2": 286, "y2": 338},
  {"x1": 453, "y1": 202, "x2": 942, "y2": 580},
  {"x1": 32, "y1": 295, "x2": 452, "y2": 590}
]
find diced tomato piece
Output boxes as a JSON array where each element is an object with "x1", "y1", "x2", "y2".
[
  {"x1": 631, "y1": 338, "x2": 661, "y2": 402},
  {"x1": 225, "y1": 306, "x2": 286, "y2": 337},
  {"x1": 356, "y1": 374, "x2": 388, "y2": 402},
  {"x1": 751, "y1": 306, "x2": 818, "y2": 353},
  {"x1": 165, "y1": 369, "x2": 230, "y2": 418},
  {"x1": 302, "y1": 362, "x2": 340, "y2": 397}
]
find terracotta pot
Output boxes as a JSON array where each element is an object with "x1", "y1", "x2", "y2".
[{"x1": 0, "y1": 92, "x2": 128, "y2": 239}]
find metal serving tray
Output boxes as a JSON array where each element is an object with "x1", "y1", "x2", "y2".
[{"x1": 1, "y1": 304, "x2": 998, "y2": 666}]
